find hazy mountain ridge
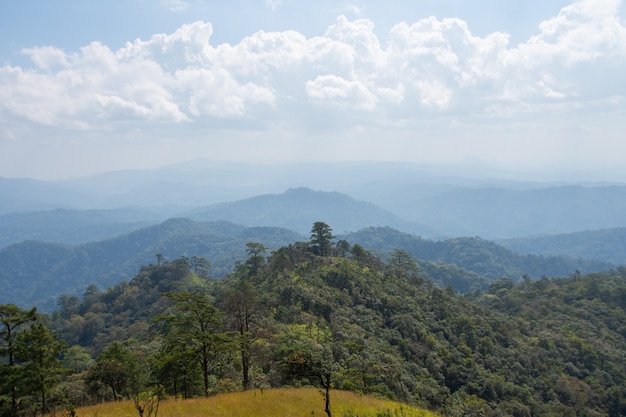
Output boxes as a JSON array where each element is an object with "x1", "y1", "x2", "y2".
[
  {"x1": 0, "y1": 208, "x2": 161, "y2": 248},
  {"x1": 499, "y1": 227, "x2": 626, "y2": 265},
  {"x1": 4, "y1": 161, "x2": 626, "y2": 239},
  {"x1": 185, "y1": 187, "x2": 432, "y2": 235},
  {"x1": 0, "y1": 187, "x2": 431, "y2": 248}
]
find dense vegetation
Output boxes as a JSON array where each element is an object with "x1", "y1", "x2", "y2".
[
  {"x1": 2, "y1": 223, "x2": 626, "y2": 417},
  {"x1": 0, "y1": 220, "x2": 611, "y2": 311}
]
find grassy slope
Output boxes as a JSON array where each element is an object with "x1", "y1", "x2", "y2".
[{"x1": 75, "y1": 388, "x2": 439, "y2": 417}]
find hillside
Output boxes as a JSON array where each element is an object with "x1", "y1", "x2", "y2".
[
  {"x1": 0, "y1": 219, "x2": 302, "y2": 310},
  {"x1": 31, "y1": 242, "x2": 626, "y2": 417},
  {"x1": 344, "y1": 226, "x2": 613, "y2": 280}
]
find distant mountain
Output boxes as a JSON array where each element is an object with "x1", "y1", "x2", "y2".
[
  {"x1": 184, "y1": 187, "x2": 433, "y2": 235},
  {"x1": 499, "y1": 227, "x2": 626, "y2": 265},
  {"x1": 0, "y1": 219, "x2": 302, "y2": 311},
  {"x1": 4, "y1": 161, "x2": 626, "y2": 239},
  {"x1": 365, "y1": 184, "x2": 626, "y2": 238},
  {"x1": 0, "y1": 176, "x2": 90, "y2": 214},
  {"x1": 0, "y1": 208, "x2": 162, "y2": 248}
]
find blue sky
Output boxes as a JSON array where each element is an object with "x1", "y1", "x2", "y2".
[{"x1": 1, "y1": 0, "x2": 625, "y2": 180}]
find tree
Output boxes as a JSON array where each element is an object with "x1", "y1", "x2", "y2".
[
  {"x1": 0, "y1": 304, "x2": 38, "y2": 417},
  {"x1": 87, "y1": 342, "x2": 141, "y2": 402},
  {"x1": 161, "y1": 292, "x2": 234, "y2": 397},
  {"x1": 14, "y1": 322, "x2": 66, "y2": 416},
  {"x1": 310, "y1": 222, "x2": 334, "y2": 257},
  {"x1": 284, "y1": 346, "x2": 335, "y2": 417},
  {"x1": 281, "y1": 318, "x2": 336, "y2": 417},
  {"x1": 190, "y1": 256, "x2": 212, "y2": 280},
  {"x1": 63, "y1": 345, "x2": 94, "y2": 374},
  {"x1": 244, "y1": 242, "x2": 267, "y2": 278},
  {"x1": 388, "y1": 249, "x2": 422, "y2": 285},
  {"x1": 222, "y1": 279, "x2": 266, "y2": 390},
  {"x1": 153, "y1": 339, "x2": 202, "y2": 399},
  {"x1": 132, "y1": 386, "x2": 164, "y2": 417},
  {"x1": 335, "y1": 239, "x2": 351, "y2": 257}
]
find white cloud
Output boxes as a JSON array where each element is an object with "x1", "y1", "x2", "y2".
[
  {"x1": 503, "y1": 0, "x2": 626, "y2": 103},
  {"x1": 306, "y1": 74, "x2": 378, "y2": 110},
  {"x1": 0, "y1": 0, "x2": 624, "y2": 136},
  {"x1": 22, "y1": 46, "x2": 69, "y2": 70},
  {"x1": 264, "y1": 0, "x2": 283, "y2": 11},
  {"x1": 160, "y1": 0, "x2": 190, "y2": 12}
]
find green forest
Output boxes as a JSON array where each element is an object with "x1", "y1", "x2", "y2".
[{"x1": 2, "y1": 222, "x2": 626, "y2": 417}]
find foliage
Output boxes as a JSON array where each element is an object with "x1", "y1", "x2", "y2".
[
  {"x1": 2, "y1": 220, "x2": 615, "y2": 312},
  {"x1": 158, "y1": 291, "x2": 235, "y2": 397},
  {"x1": 310, "y1": 221, "x2": 335, "y2": 257},
  {"x1": 343, "y1": 226, "x2": 611, "y2": 283},
  {"x1": 0, "y1": 305, "x2": 66, "y2": 417}
]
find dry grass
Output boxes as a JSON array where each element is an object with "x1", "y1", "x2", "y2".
[{"x1": 71, "y1": 388, "x2": 439, "y2": 417}]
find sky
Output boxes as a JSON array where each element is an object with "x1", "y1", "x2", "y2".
[{"x1": 1, "y1": 0, "x2": 625, "y2": 180}]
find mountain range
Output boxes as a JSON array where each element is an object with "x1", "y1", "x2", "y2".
[
  {"x1": 2, "y1": 161, "x2": 626, "y2": 311},
  {"x1": 4, "y1": 160, "x2": 626, "y2": 238}
]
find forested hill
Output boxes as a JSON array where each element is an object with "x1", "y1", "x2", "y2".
[
  {"x1": 0, "y1": 220, "x2": 611, "y2": 311},
  {"x1": 0, "y1": 219, "x2": 302, "y2": 310},
  {"x1": 6, "y1": 239, "x2": 625, "y2": 417},
  {"x1": 343, "y1": 226, "x2": 612, "y2": 280}
]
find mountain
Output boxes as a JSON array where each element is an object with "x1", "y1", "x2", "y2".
[
  {"x1": 5, "y1": 160, "x2": 626, "y2": 239},
  {"x1": 184, "y1": 187, "x2": 432, "y2": 235},
  {"x1": 0, "y1": 176, "x2": 91, "y2": 214},
  {"x1": 0, "y1": 188, "x2": 432, "y2": 248},
  {"x1": 498, "y1": 227, "x2": 626, "y2": 265},
  {"x1": 361, "y1": 184, "x2": 626, "y2": 238},
  {"x1": 0, "y1": 208, "x2": 162, "y2": 248},
  {"x1": 0, "y1": 218, "x2": 302, "y2": 311}
]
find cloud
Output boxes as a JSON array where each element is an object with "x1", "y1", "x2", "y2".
[
  {"x1": 0, "y1": 0, "x2": 624, "y2": 136},
  {"x1": 503, "y1": 0, "x2": 626, "y2": 102},
  {"x1": 160, "y1": 0, "x2": 190, "y2": 12},
  {"x1": 264, "y1": 0, "x2": 283, "y2": 11}
]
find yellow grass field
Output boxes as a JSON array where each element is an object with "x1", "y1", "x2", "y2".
[{"x1": 72, "y1": 388, "x2": 439, "y2": 417}]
